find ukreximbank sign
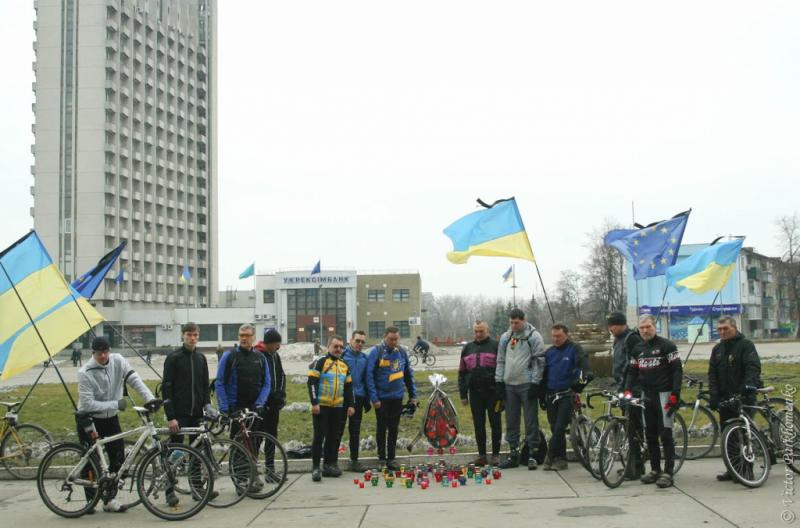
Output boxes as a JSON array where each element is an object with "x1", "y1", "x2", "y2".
[{"x1": 281, "y1": 275, "x2": 354, "y2": 286}]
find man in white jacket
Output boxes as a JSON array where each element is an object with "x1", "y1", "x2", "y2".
[{"x1": 77, "y1": 336, "x2": 154, "y2": 512}]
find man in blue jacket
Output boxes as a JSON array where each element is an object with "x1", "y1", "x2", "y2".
[
  {"x1": 215, "y1": 324, "x2": 271, "y2": 434},
  {"x1": 542, "y1": 324, "x2": 593, "y2": 471},
  {"x1": 366, "y1": 327, "x2": 417, "y2": 471},
  {"x1": 339, "y1": 330, "x2": 370, "y2": 472}
]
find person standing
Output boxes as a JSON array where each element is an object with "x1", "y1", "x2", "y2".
[
  {"x1": 254, "y1": 328, "x2": 287, "y2": 475},
  {"x1": 624, "y1": 315, "x2": 682, "y2": 488},
  {"x1": 496, "y1": 308, "x2": 545, "y2": 470},
  {"x1": 607, "y1": 312, "x2": 639, "y2": 389},
  {"x1": 161, "y1": 322, "x2": 216, "y2": 507},
  {"x1": 366, "y1": 327, "x2": 417, "y2": 471},
  {"x1": 308, "y1": 335, "x2": 355, "y2": 482},
  {"x1": 458, "y1": 320, "x2": 502, "y2": 466},
  {"x1": 339, "y1": 330, "x2": 370, "y2": 472},
  {"x1": 541, "y1": 324, "x2": 593, "y2": 471},
  {"x1": 77, "y1": 336, "x2": 155, "y2": 513},
  {"x1": 708, "y1": 316, "x2": 762, "y2": 482}
]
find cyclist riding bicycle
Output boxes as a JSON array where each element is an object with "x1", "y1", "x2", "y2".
[{"x1": 413, "y1": 336, "x2": 430, "y2": 359}]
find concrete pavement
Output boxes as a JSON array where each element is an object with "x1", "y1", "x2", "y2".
[{"x1": 0, "y1": 458, "x2": 789, "y2": 527}]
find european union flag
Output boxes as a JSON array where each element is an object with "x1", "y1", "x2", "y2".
[
  {"x1": 604, "y1": 210, "x2": 691, "y2": 280},
  {"x1": 71, "y1": 241, "x2": 127, "y2": 299}
]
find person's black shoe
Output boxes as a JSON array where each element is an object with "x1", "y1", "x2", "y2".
[
  {"x1": 499, "y1": 450, "x2": 520, "y2": 469},
  {"x1": 386, "y1": 460, "x2": 401, "y2": 471},
  {"x1": 640, "y1": 470, "x2": 660, "y2": 484},
  {"x1": 312, "y1": 468, "x2": 322, "y2": 482},
  {"x1": 716, "y1": 472, "x2": 735, "y2": 482},
  {"x1": 348, "y1": 460, "x2": 366, "y2": 473},
  {"x1": 322, "y1": 464, "x2": 342, "y2": 477},
  {"x1": 527, "y1": 458, "x2": 538, "y2": 471}
]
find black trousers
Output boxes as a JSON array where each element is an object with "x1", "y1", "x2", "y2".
[
  {"x1": 624, "y1": 404, "x2": 646, "y2": 478},
  {"x1": 469, "y1": 389, "x2": 502, "y2": 457},
  {"x1": 546, "y1": 392, "x2": 573, "y2": 460},
  {"x1": 256, "y1": 406, "x2": 281, "y2": 468},
  {"x1": 339, "y1": 396, "x2": 368, "y2": 461},
  {"x1": 375, "y1": 398, "x2": 403, "y2": 461},
  {"x1": 168, "y1": 415, "x2": 202, "y2": 445},
  {"x1": 643, "y1": 392, "x2": 675, "y2": 475},
  {"x1": 77, "y1": 415, "x2": 124, "y2": 502},
  {"x1": 312, "y1": 407, "x2": 343, "y2": 467}
]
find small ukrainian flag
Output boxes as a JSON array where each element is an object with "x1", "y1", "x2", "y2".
[{"x1": 502, "y1": 266, "x2": 513, "y2": 283}]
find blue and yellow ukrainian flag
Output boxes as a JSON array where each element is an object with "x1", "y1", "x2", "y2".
[
  {"x1": 0, "y1": 232, "x2": 104, "y2": 380},
  {"x1": 665, "y1": 238, "x2": 744, "y2": 294},
  {"x1": 443, "y1": 198, "x2": 535, "y2": 264}
]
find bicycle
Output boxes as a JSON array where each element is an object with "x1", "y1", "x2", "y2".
[
  {"x1": 718, "y1": 386, "x2": 800, "y2": 488},
  {"x1": 678, "y1": 375, "x2": 720, "y2": 460},
  {"x1": 596, "y1": 393, "x2": 689, "y2": 489},
  {"x1": 409, "y1": 347, "x2": 436, "y2": 367},
  {"x1": 0, "y1": 401, "x2": 53, "y2": 479},
  {"x1": 226, "y1": 408, "x2": 288, "y2": 499},
  {"x1": 156, "y1": 413, "x2": 257, "y2": 508},
  {"x1": 36, "y1": 399, "x2": 215, "y2": 521},
  {"x1": 584, "y1": 390, "x2": 620, "y2": 480}
]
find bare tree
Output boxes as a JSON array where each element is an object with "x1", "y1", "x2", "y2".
[
  {"x1": 582, "y1": 219, "x2": 626, "y2": 324},
  {"x1": 555, "y1": 270, "x2": 584, "y2": 326},
  {"x1": 776, "y1": 213, "x2": 800, "y2": 337}
]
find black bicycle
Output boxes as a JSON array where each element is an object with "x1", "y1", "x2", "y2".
[{"x1": 679, "y1": 375, "x2": 719, "y2": 460}]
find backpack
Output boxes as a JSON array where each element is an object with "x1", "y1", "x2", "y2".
[{"x1": 520, "y1": 431, "x2": 549, "y2": 465}]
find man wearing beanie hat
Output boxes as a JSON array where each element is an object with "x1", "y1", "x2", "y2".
[{"x1": 254, "y1": 328, "x2": 286, "y2": 476}]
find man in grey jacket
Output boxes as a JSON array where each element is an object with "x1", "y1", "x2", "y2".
[
  {"x1": 608, "y1": 312, "x2": 640, "y2": 388},
  {"x1": 77, "y1": 336, "x2": 154, "y2": 513},
  {"x1": 495, "y1": 308, "x2": 545, "y2": 470}
]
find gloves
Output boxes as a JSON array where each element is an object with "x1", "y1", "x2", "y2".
[
  {"x1": 743, "y1": 385, "x2": 758, "y2": 395},
  {"x1": 117, "y1": 399, "x2": 128, "y2": 411},
  {"x1": 528, "y1": 383, "x2": 540, "y2": 400},
  {"x1": 623, "y1": 390, "x2": 633, "y2": 399},
  {"x1": 664, "y1": 393, "x2": 680, "y2": 417},
  {"x1": 362, "y1": 399, "x2": 372, "y2": 414},
  {"x1": 272, "y1": 392, "x2": 286, "y2": 410},
  {"x1": 495, "y1": 382, "x2": 506, "y2": 402},
  {"x1": 570, "y1": 382, "x2": 586, "y2": 393},
  {"x1": 538, "y1": 398, "x2": 547, "y2": 411},
  {"x1": 709, "y1": 394, "x2": 720, "y2": 411},
  {"x1": 255, "y1": 405, "x2": 265, "y2": 416},
  {"x1": 204, "y1": 404, "x2": 219, "y2": 420}
]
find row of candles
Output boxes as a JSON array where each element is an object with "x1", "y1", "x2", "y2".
[{"x1": 351, "y1": 462, "x2": 502, "y2": 490}]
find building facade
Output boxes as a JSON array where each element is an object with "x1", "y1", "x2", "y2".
[
  {"x1": 628, "y1": 243, "x2": 797, "y2": 340},
  {"x1": 32, "y1": 0, "x2": 218, "y2": 318},
  {"x1": 356, "y1": 272, "x2": 423, "y2": 340}
]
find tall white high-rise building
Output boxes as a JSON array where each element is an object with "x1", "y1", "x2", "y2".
[{"x1": 31, "y1": 0, "x2": 218, "y2": 315}]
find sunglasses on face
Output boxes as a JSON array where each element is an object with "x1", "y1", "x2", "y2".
[{"x1": 354, "y1": 339, "x2": 366, "y2": 344}]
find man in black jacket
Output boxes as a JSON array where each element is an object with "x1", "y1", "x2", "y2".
[
  {"x1": 161, "y1": 322, "x2": 215, "y2": 506},
  {"x1": 255, "y1": 328, "x2": 286, "y2": 476},
  {"x1": 625, "y1": 315, "x2": 682, "y2": 488},
  {"x1": 458, "y1": 321, "x2": 501, "y2": 466},
  {"x1": 708, "y1": 316, "x2": 762, "y2": 482}
]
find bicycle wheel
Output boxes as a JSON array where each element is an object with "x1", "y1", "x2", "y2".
[
  {"x1": 204, "y1": 438, "x2": 256, "y2": 508},
  {"x1": 423, "y1": 354, "x2": 437, "y2": 367},
  {"x1": 243, "y1": 431, "x2": 288, "y2": 499},
  {"x1": 598, "y1": 420, "x2": 628, "y2": 489},
  {"x1": 409, "y1": 354, "x2": 419, "y2": 367},
  {"x1": 670, "y1": 412, "x2": 688, "y2": 474},
  {"x1": 1, "y1": 423, "x2": 53, "y2": 479},
  {"x1": 569, "y1": 414, "x2": 592, "y2": 470},
  {"x1": 720, "y1": 422, "x2": 770, "y2": 488},
  {"x1": 112, "y1": 439, "x2": 148, "y2": 511},
  {"x1": 679, "y1": 403, "x2": 719, "y2": 460},
  {"x1": 774, "y1": 406, "x2": 800, "y2": 474},
  {"x1": 136, "y1": 443, "x2": 214, "y2": 521},
  {"x1": 37, "y1": 442, "x2": 101, "y2": 518},
  {"x1": 586, "y1": 415, "x2": 612, "y2": 480}
]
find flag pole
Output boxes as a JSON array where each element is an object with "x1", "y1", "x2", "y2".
[
  {"x1": 683, "y1": 289, "x2": 722, "y2": 365},
  {"x1": 105, "y1": 322, "x2": 163, "y2": 379},
  {"x1": 531, "y1": 260, "x2": 555, "y2": 325},
  {"x1": 318, "y1": 284, "x2": 324, "y2": 343},
  {"x1": 0, "y1": 260, "x2": 77, "y2": 410},
  {"x1": 511, "y1": 264, "x2": 517, "y2": 307}
]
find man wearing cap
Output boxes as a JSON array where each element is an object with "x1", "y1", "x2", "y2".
[
  {"x1": 77, "y1": 336, "x2": 155, "y2": 513},
  {"x1": 254, "y1": 328, "x2": 286, "y2": 472},
  {"x1": 607, "y1": 312, "x2": 639, "y2": 389}
]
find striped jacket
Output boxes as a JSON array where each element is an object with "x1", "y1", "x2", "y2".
[{"x1": 308, "y1": 354, "x2": 354, "y2": 408}]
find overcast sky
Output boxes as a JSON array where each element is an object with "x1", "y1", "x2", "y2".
[{"x1": 1, "y1": 1, "x2": 798, "y2": 302}]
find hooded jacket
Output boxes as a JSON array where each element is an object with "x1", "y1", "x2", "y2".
[
  {"x1": 342, "y1": 344, "x2": 369, "y2": 399},
  {"x1": 495, "y1": 322, "x2": 545, "y2": 386},
  {"x1": 78, "y1": 353, "x2": 154, "y2": 418},
  {"x1": 366, "y1": 342, "x2": 417, "y2": 402}
]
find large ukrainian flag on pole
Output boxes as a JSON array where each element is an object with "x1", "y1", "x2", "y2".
[
  {"x1": 665, "y1": 238, "x2": 744, "y2": 294},
  {"x1": 443, "y1": 198, "x2": 535, "y2": 264},
  {"x1": 0, "y1": 231, "x2": 104, "y2": 380}
]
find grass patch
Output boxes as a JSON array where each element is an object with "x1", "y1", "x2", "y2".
[{"x1": 2, "y1": 361, "x2": 798, "y2": 456}]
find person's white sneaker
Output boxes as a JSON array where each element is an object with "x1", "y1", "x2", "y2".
[{"x1": 102, "y1": 499, "x2": 126, "y2": 513}]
